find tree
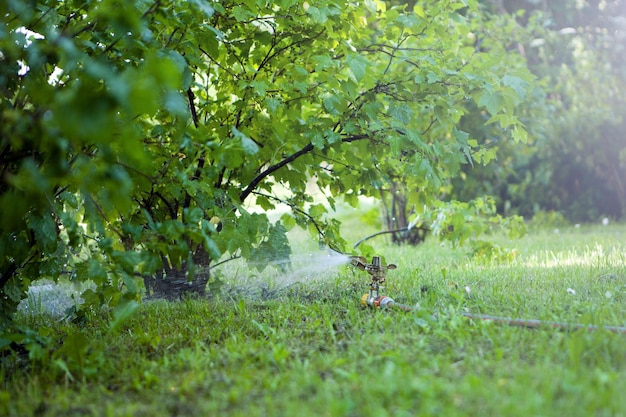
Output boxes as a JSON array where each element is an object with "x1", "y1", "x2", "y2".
[
  {"x1": 450, "y1": 0, "x2": 626, "y2": 222},
  {"x1": 374, "y1": 1, "x2": 538, "y2": 243},
  {"x1": 1, "y1": 0, "x2": 532, "y2": 326}
]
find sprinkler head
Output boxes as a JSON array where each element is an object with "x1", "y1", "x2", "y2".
[
  {"x1": 350, "y1": 255, "x2": 397, "y2": 287},
  {"x1": 351, "y1": 255, "x2": 403, "y2": 310}
]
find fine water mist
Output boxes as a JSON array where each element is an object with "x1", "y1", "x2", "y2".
[
  {"x1": 20, "y1": 250, "x2": 354, "y2": 313},
  {"x1": 263, "y1": 249, "x2": 352, "y2": 287},
  {"x1": 18, "y1": 279, "x2": 86, "y2": 317}
]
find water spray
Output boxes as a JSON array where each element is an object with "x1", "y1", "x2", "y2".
[{"x1": 352, "y1": 254, "x2": 626, "y2": 334}]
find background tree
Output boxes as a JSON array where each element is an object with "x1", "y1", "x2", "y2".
[
  {"x1": 450, "y1": 0, "x2": 626, "y2": 222},
  {"x1": 1, "y1": 0, "x2": 532, "y2": 326},
  {"x1": 376, "y1": 1, "x2": 539, "y2": 244}
]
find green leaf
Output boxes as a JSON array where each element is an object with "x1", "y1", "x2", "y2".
[
  {"x1": 164, "y1": 91, "x2": 189, "y2": 117},
  {"x1": 502, "y1": 74, "x2": 529, "y2": 100},
  {"x1": 280, "y1": 213, "x2": 297, "y2": 231},
  {"x1": 109, "y1": 300, "x2": 140, "y2": 334},
  {"x1": 250, "y1": 80, "x2": 268, "y2": 96},
  {"x1": 346, "y1": 54, "x2": 368, "y2": 82},
  {"x1": 426, "y1": 72, "x2": 441, "y2": 84},
  {"x1": 233, "y1": 6, "x2": 255, "y2": 22},
  {"x1": 191, "y1": 0, "x2": 215, "y2": 17},
  {"x1": 204, "y1": 235, "x2": 221, "y2": 259},
  {"x1": 511, "y1": 125, "x2": 528, "y2": 144},
  {"x1": 389, "y1": 104, "x2": 413, "y2": 125},
  {"x1": 322, "y1": 94, "x2": 343, "y2": 114},
  {"x1": 27, "y1": 212, "x2": 58, "y2": 253},
  {"x1": 485, "y1": 113, "x2": 518, "y2": 128},
  {"x1": 311, "y1": 132, "x2": 325, "y2": 150},
  {"x1": 255, "y1": 195, "x2": 275, "y2": 211},
  {"x1": 305, "y1": 6, "x2": 327, "y2": 23},
  {"x1": 478, "y1": 90, "x2": 504, "y2": 116},
  {"x1": 231, "y1": 127, "x2": 259, "y2": 155},
  {"x1": 313, "y1": 54, "x2": 334, "y2": 71},
  {"x1": 309, "y1": 204, "x2": 328, "y2": 218}
]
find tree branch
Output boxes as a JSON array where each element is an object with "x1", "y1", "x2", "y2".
[
  {"x1": 353, "y1": 225, "x2": 430, "y2": 249},
  {"x1": 239, "y1": 134, "x2": 372, "y2": 203},
  {"x1": 210, "y1": 254, "x2": 242, "y2": 270},
  {"x1": 187, "y1": 88, "x2": 199, "y2": 128},
  {"x1": 184, "y1": 88, "x2": 204, "y2": 209},
  {"x1": 251, "y1": 191, "x2": 345, "y2": 254},
  {"x1": 239, "y1": 142, "x2": 314, "y2": 203},
  {"x1": 252, "y1": 190, "x2": 324, "y2": 233}
]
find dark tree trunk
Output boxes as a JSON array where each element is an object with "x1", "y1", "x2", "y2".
[
  {"x1": 381, "y1": 181, "x2": 429, "y2": 246},
  {"x1": 143, "y1": 247, "x2": 211, "y2": 300}
]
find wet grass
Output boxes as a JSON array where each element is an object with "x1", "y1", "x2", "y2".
[{"x1": 3, "y1": 223, "x2": 626, "y2": 416}]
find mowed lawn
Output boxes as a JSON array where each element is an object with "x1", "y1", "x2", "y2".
[{"x1": 3, "y1": 223, "x2": 626, "y2": 416}]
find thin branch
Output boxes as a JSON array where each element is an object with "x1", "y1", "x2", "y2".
[
  {"x1": 183, "y1": 88, "x2": 204, "y2": 209},
  {"x1": 0, "y1": 253, "x2": 36, "y2": 291},
  {"x1": 341, "y1": 134, "x2": 372, "y2": 144},
  {"x1": 199, "y1": 46, "x2": 239, "y2": 79},
  {"x1": 251, "y1": 191, "x2": 344, "y2": 254},
  {"x1": 240, "y1": 142, "x2": 314, "y2": 203},
  {"x1": 142, "y1": 0, "x2": 163, "y2": 18},
  {"x1": 154, "y1": 191, "x2": 178, "y2": 219},
  {"x1": 210, "y1": 254, "x2": 242, "y2": 270},
  {"x1": 233, "y1": 29, "x2": 326, "y2": 130},
  {"x1": 100, "y1": 35, "x2": 125, "y2": 57},
  {"x1": 421, "y1": 116, "x2": 437, "y2": 136},
  {"x1": 85, "y1": 193, "x2": 125, "y2": 239},
  {"x1": 165, "y1": 27, "x2": 180, "y2": 49},
  {"x1": 353, "y1": 225, "x2": 430, "y2": 249},
  {"x1": 310, "y1": 153, "x2": 355, "y2": 171},
  {"x1": 25, "y1": 6, "x2": 54, "y2": 33},
  {"x1": 115, "y1": 161, "x2": 154, "y2": 182},
  {"x1": 252, "y1": 190, "x2": 324, "y2": 233},
  {"x1": 187, "y1": 88, "x2": 199, "y2": 128},
  {"x1": 240, "y1": 133, "x2": 373, "y2": 203}
]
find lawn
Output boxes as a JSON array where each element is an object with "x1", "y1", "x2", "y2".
[{"x1": 2, "y1": 222, "x2": 626, "y2": 416}]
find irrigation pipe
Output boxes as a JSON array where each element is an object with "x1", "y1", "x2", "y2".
[
  {"x1": 459, "y1": 312, "x2": 626, "y2": 334},
  {"x1": 371, "y1": 299, "x2": 626, "y2": 334}
]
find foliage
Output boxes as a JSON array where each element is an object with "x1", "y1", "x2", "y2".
[
  {"x1": 527, "y1": 210, "x2": 570, "y2": 231},
  {"x1": 1, "y1": 0, "x2": 535, "y2": 327},
  {"x1": 376, "y1": 1, "x2": 538, "y2": 243},
  {"x1": 450, "y1": 0, "x2": 626, "y2": 221},
  {"x1": 3, "y1": 225, "x2": 626, "y2": 416}
]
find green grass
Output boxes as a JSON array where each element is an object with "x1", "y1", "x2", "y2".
[{"x1": 3, "y1": 224, "x2": 626, "y2": 416}]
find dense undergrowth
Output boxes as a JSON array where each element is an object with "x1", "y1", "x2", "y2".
[{"x1": 3, "y1": 223, "x2": 626, "y2": 416}]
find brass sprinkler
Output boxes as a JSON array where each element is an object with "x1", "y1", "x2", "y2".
[{"x1": 351, "y1": 256, "x2": 397, "y2": 308}]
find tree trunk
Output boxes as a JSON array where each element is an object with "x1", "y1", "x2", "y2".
[
  {"x1": 143, "y1": 247, "x2": 211, "y2": 300},
  {"x1": 380, "y1": 181, "x2": 429, "y2": 245}
]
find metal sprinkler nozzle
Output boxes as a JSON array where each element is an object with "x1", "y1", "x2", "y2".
[
  {"x1": 351, "y1": 255, "x2": 398, "y2": 309},
  {"x1": 351, "y1": 255, "x2": 396, "y2": 287}
]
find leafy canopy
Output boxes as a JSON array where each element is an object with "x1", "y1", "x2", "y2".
[{"x1": 0, "y1": 0, "x2": 534, "y2": 324}]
